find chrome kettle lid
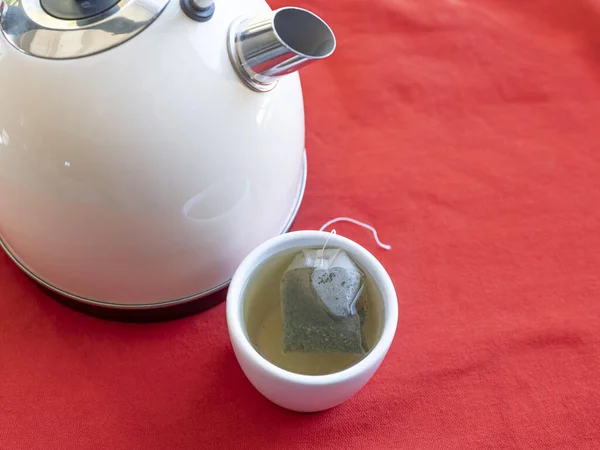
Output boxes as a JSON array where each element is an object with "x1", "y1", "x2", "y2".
[{"x1": 0, "y1": 0, "x2": 169, "y2": 59}]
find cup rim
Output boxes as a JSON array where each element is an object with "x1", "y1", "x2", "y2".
[{"x1": 226, "y1": 230, "x2": 398, "y2": 386}]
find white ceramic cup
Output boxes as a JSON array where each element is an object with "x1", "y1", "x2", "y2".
[{"x1": 226, "y1": 230, "x2": 398, "y2": 412}]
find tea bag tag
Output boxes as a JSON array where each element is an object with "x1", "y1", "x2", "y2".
[
  {"x1": 315, "y1": 229, "x2": 338, "y2": 268},
  {"x1": 301, "y1": 247, "x2": 340, "y2": 270},
  {"x1": 316, "y1": 249, "x2": 325, "y2": 268}
]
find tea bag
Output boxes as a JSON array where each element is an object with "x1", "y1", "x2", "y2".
[{"x1": 280, "y1": 248, "x2": 366, "y2": 355}]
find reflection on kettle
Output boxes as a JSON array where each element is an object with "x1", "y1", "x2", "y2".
[
  {"x1": 0, "y1": 129, "x2": 8, "y2": 145},
  {"x1": 183, "y1": 177, "x2": 250, "y2": 221}
]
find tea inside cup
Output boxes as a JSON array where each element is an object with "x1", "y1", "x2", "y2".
[{"x1": 243, "y1": 247, "x2": 385, "y2": 376}]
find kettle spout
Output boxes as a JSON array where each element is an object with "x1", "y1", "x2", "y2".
[{"x1": 227, "y1": 7, "x2": 336, "y2": 92}]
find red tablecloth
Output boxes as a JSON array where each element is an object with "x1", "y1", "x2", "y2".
[{"x1": 3, "y1": 0, "x2": 600, "y2": 448}]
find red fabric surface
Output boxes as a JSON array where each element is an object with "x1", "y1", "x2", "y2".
[{"x1": 3, "y1": 0, "x2": 600, "y2": 448}]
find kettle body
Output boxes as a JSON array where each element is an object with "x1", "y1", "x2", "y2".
[{"x1": 0, "y1": 0, "x2": 334, "y2": 307}]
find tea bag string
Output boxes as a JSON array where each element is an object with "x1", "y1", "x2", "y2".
[
  {"x1": 317, "y1": 230, "x2": 337, "y2": 268},
  {"x1": 319, "y1": 217, "x2": 392, "y2": 250}
]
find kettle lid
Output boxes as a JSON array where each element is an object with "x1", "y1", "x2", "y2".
[
  {"x1": 40, "y1": 0, "x2": 122, "y2": 20},
  {"x1": 0, "y1": 0, "x2": 169, "y2": 59}
]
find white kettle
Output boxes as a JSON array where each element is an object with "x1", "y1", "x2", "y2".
[{"x1": 0, "y1": 0, "x2": 335, "y2": 311}]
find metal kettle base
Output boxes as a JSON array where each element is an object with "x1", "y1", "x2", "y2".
[
  {"x1": 42, "y1": 285, "x2": 230, "y2": 322},
  {"x1": 1, "y1": 153, "x2": 307, "y2": 322}
]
